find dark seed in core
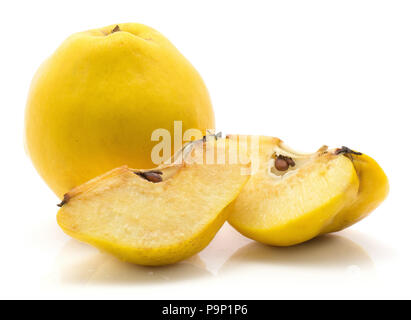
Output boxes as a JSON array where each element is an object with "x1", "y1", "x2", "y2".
[
  {"x1": 275, "y1": 157, "x2": 289, "y2": 171},
  {"x1": 285, "y1": 157, "x2": 295, "y2": 167},
  {"x1": 145, "y1": 170, "x2": 163, "y2": 175},
  {"x1": 135, "y1": 171, "x2": 163, "y2": 183}
]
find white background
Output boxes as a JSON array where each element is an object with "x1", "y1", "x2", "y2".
[{"x1": 0, "y1": 0, "x2": 410, "y2": 299}]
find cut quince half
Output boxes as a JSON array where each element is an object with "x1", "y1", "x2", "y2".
[
  {"x1": 225, "y1": 135, "x2": 388, "y2": 246},
  {"x1": 57, "y1": 138, "x2": 250, "y2": 266}
]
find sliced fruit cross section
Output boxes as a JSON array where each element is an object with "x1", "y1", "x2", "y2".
[
  {"x1": 225, "y1": 135, "x2": 367, "y2": 246},
  {"x1": 57, "y1": 139, "x2": 250, "y2": 265}
]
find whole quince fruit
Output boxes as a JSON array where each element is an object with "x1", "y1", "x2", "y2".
[{"x1": 25, "y1": 23, "x2": 214, "y2": 197}]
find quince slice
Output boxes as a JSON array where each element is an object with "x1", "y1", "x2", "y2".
[
  {"x1": 225, "y1": 135, "x2": 387, "y2": 246},
  {"x1": 57, "y1": 139, "x2": 250, "y2": 265}
]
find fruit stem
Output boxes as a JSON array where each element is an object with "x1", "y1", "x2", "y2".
[
  {"x1": 203, "y1": 131, "x2": 222, "y2": 142},
  {"x1": 111, "y1": 25, "x2": 120, "y2": 34},
  {"x1": 335, "y1": 146, "x2": 362, "y2": 156},
  {"x1": 57, "y1": 193, "x2": 70, "y2": 207}
]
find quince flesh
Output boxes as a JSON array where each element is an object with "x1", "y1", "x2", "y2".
[
  {"x1": 225, "y1": 135, "x2": 389, "y2": 246},
  {"x1": 25, "y1": 23, "x2": 214, "y2": 198},
  {"x1": 57, "y1": 139, "x2": 249, "y2": 266}
]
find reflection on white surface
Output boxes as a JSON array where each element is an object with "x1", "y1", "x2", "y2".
[
  {"x1": 222, "y1": 233, "x2": 374, "y2": 271},
  {"x1": 57, "y1": 240, "x2": 211, "y2": 285},
  {"x1": 55, "y1": 224, "x2": 374, "y2": 286}
]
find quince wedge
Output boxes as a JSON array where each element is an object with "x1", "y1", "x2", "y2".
[
  {"x1": 57, "y1": 139, "x2": 250, "y2": 266},
  {"x1": 225, "y1": 135, "x2": 388, "y2": 246}
]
